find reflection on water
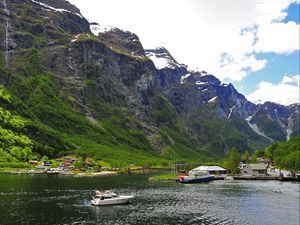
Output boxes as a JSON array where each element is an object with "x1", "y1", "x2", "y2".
[{"x1": 0, "y1": 173, "x2": 299, "y2": 225}]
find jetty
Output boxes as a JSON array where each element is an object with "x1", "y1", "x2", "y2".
[{"x1": 232, "y1": 176, "x2": 278, "y2": 180}]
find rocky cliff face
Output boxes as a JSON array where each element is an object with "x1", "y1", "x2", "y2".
[
  {"x1": 0, "y1": 0, "x2": 298, "y2": 163},
  {"x1": 145, "y1": 48, "x2": 258, "y2": 119},
  {"x1": 145, "y1": 48, "x2": 205, "y2": 116},
  {"x1": 4, "y1": 0, "x2": 157, "y2": 120},
  {"x1": 145, "y1": 47, "x2": 299, "y2": 144},
  {"x1": 248, "y1": 102, "x2": 300, "y2": 141}
]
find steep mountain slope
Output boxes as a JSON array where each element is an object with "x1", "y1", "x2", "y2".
[
  {"x1": 249, "y1": 102, "x2": 300, "y2": 141},
  {"x1": 145, "y1": 48, "x2": 272, "y2": 152},
  {"x1": 146, "y1": 47, "x2": 299, "y2": 144},
  {"x1": 0, "y1": 0, "x2": 298, "y2": 165},
  {"x1": 146, "y1": 48, "x2": 258, "y2": 119},
  {"x1": 0, "y1": 0, "x2": 164, "y2": 165}
]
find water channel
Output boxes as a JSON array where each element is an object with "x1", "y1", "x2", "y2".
[{"x1": 0, "y1": 173, "x2": 299, "y2": 225}]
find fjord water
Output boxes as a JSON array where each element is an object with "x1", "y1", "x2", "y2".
[{"x1": 0, "y1": 173, "x2": 299, "y2": 225}]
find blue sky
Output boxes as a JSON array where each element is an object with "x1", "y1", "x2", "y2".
[
  {"x1": 233, "y1": 51, "x2": 299, "y2": 94},
  {"x1": 284, "y1": 3, "x2": 300, "y2": 22},
  {"x1": 233, "y1": 3, "x2": 300, "y2": 103},
  {"x1": 69, "y1": 0, "x2": 299, "y2": 105}
]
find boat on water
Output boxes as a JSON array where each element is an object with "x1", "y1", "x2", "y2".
[
  {"x1": 91, "y1": 190, "x2": 134, "y2": 206},
  {"x1": 179, "y1": 170, "x2": 214, "y2": 183},
  {"x1": 46, "y1": 168, "x2": 63, "y2": 174}
]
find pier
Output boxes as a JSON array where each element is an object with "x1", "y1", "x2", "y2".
[{"x1": 232, "y1": 176, "x2": 299, "y2": 182}]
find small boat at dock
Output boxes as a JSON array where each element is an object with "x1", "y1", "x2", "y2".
[
  {"x1": 91, "y1": 190, "x2": 134, "y2": 206},
  {"x1": 179, "y1": 170, "x2": 214, "y2": 183},
  {"x1": 46, "y1": 168, "x2": 62, "y2": 174}
]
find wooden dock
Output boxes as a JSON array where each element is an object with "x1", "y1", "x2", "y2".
[
  {"x1": 232, "y1": 176, "x2": 299, "y2": 181},
  {"x1": 233, "y1": 176, "x2": 277, "y2": 180}
]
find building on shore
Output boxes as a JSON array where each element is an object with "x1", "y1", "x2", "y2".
[
  {"x1": 240, "y1": 163, "x2": 268, "y2": 176},
  {"x1": 191, "y1": 166, "x2": 227, "y2": 177}
]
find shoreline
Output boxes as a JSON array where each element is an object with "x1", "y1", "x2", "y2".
[
  {"x1": 0, "y1": 169, "x2": 118, "y2": 177},
  {"x1": 0, "y1": 167, "x2": 168, "y2": 177},
  {"x1": 149, "y1": 174, "x2": 300, "y2": 182},
  {"x1": 2, "y1": 170, "x2": 299, "y2": 182}
]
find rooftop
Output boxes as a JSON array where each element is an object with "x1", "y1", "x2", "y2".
[
  {"x1": 191, "y1": 166, "x2": 227, "y2": 172},
  {"x1": 248, "y1": 164, "x2": 267, "y2": 170}
]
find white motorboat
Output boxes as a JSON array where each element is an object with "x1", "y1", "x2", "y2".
[
  {"x1": 91, "y1": 190, "x2": 134, "y2": 206},
  {"x1": 179, "y1": 170, "x2": 214, "y2": 183}
]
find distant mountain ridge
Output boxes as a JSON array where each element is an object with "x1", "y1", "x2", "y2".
[
  {"x1": 145, "y1": 47, "x2": 300, "y2": 142},
  {"x1": 0, "y1": 0, "x2": 299, "y2": 164}
]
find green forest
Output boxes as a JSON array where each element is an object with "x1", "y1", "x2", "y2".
[{"x1": 265, "y1": 137, "x2": 300, "y2": 174}]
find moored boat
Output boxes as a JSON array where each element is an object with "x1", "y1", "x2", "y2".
[
  {"x1": 91, "y1": 190, "x2": 134, "y2": 206},
  {"x1": 46, "y1": 168, "x2": 63, "y2": 174},
  {"x1": 179, "y1": 170, "x2": 214, "y2": 183}
]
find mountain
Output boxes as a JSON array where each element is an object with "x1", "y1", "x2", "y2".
[
  {"x1": 145, "y1": 47, "x2": 299, "y2": 139},
  {"x1": 0, "y1": 0, "x2": 298, "y2": 165},
  {"x1": 249, "y1": 102, "x2": 300, "y2": 141}
]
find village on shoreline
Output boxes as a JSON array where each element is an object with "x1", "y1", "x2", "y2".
[
  {"x1": 1, "y1": 155, "x2": 166, "y2": 177},
  {"x1": 1, "y1": 155, "x2": 299, "y2": 182}
]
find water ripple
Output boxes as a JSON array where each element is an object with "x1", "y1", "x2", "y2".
[{"x1": 0, "y1": 176, "x2": 299, "y2": 225}]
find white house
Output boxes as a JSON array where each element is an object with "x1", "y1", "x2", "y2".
[
  {"x1": 240, "y1": 163, "x2": 267, "y2": 177},
  {"x1": 191, "y1": 166, "x2": 227, "y2": 177}
]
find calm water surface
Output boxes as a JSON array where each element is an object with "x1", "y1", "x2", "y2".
[{"x1": 0, "y1": 173, "x2": 299, "y2": 225}]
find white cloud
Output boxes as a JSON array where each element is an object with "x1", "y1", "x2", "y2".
[
  {"x1": 68, "y1": 0, "x2": 299, "y2": 83},
  {"x1": 254, "y1": 21, "x2": 300, "y2": 54},
  {"x1": 217, "y1": 54, "x2": 267, "y2": 81},
  {"x1": 247, "y1": 74, "x2": 300, "y2": 105},
  {"x1": 282, "y1": 74, "x2": 300, "y2": 85}
]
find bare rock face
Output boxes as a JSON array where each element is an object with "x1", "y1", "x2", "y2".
[{"x1": 98, "y1": 27, "x2": 146, "y2": 57}]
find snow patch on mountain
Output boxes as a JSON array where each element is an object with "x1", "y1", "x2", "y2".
[
  {"x1": 31, "y1": 0, "x2": 82, "y2": 17},
  {"x1": 208, "y1": 96, "x2": 218, "y2": 103},
  {"x1": 245, "y1": 114, "x2": 273, "y2": 140},
  {"x1": 71, "y1": 34, "x2": 80, "y2": 42},
  {"x1": 145, "y1": 47, "x2": 184, "y2": 70},
  {"x1": 221, "y1": 82, "x2": 229, "y2": 87},
  {"x1": 90, "y1": 23, "x2": 115, "y2": 36},
  {"x1": 180, "y1": 73, "x2": 191, "y2": 84},
  {"x1": 147, "y1": 54, "x2": 171, "y2": 70},
  {"x1": 286, "y1": 116, "x2": 293, "y2": 140},
  {"x1": 228, "y1": 106, "x2": 235, "y2": 119},
  {"x1": 196, "y1": 81, "x2": 208, "y2": 85}
]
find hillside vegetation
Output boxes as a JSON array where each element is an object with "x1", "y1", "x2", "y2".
[{"x1": 265, "y1": 137, "x2": 300, "y2": 173}]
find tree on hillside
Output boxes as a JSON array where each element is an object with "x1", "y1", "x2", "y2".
[
  {"x1": 223, "y1": 147, "x2": 241, "y2": 174},
  {"x1": 250, "y1": 149, "x2": 264, "y2": 163},
  {"x1": 264, "y1": 143, "x2": 278, "y2": 162},
  {"x1": 241, "y1": 150, "x2": 250, "y2": 163},
  {"x1": 264, "y1": 137, "x2": 300, "y2": 177}
]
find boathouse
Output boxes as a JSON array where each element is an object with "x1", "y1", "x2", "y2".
[{"x1": 191, "y1": 166, "x2": 227, "y2": 176}]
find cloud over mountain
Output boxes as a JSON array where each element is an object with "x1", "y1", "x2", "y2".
[{"x1": 247, "y1": 74, "x2": 300, "y2": 105}]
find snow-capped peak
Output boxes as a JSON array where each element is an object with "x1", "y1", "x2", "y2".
[
  {"x1": 221, "y1": 82, "x2": 229, "y2": 87},
  {"x1": 200, "y1": 70, "x2": 208, "y2": 75},
  {"x1": 145, "y1": 47, "x2": 185, "y2": 70}
]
